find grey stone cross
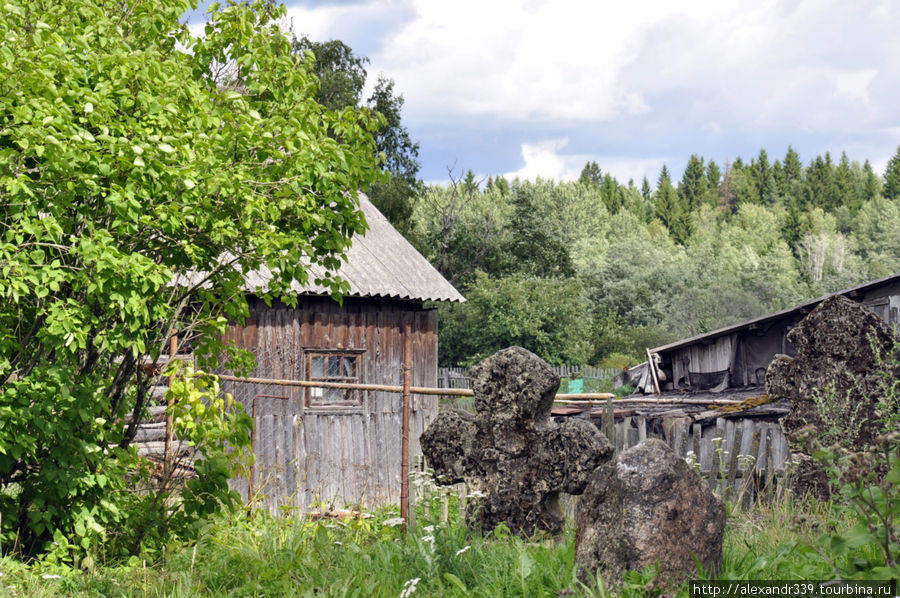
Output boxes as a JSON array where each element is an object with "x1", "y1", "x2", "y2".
[{"x1": 421, "y1": 346, "x2": 612, "y2": 536}]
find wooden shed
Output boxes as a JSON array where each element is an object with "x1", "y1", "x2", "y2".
[
  {"x1": 647, "y1": 273, "x2": 900, "y2": 393},
  {"x1": 217, "y1": 194, "x2": 464, "y2": 512}
]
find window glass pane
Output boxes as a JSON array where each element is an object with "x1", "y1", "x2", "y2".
[
  {"x1": 307, "y1": 351, "x2": 362, "y2": 405},
  {"x1": 327, "y1": 356, "x2": 341, "y2": 377},
  {"x1": 343, "y1": 356, "x2": 357, "y2": 378},
  {"x1": 311, "y1": 355, "x2": 325, "y2": 378}
]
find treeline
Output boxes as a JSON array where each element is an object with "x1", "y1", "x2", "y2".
[{"x1": 404, "y1": 148, "x2": 900, "y2": 367}]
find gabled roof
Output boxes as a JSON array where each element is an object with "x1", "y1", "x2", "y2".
[
  {"x1": 651, "y1": 272, "x2": 900, "y2": 354},
  {"x1": 244, "y1": 193, "x2": 465, "y2": 303}
]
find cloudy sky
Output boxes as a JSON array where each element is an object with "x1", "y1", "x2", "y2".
[{"x1": 187, "y1": 0, "x2": 900, "y2": 187}]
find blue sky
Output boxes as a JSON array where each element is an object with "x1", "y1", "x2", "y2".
[{"x1": 186, "y1": 0, "x2": 900, "y2": 188}]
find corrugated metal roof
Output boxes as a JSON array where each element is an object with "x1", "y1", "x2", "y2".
[
  {"x1": 651, "y1": 272, "x2": 900, "y2": 354},
  {"x1": 244, "y1": 193, "x2": 465, "y2": 303}
]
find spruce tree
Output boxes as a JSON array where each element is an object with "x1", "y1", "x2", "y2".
[
  {"x1": 863, "y1": 159, "x2": 881, "y2": 200},
  {"x1": 679, "y1": 154, "x2": 708, "y2": 211},
  {"x1": 706, "y1": 160, "x2": 722, "y2": 189},
  {"x1": 834, "y1": 151, "x2": 859, "y2": 211},
  {"x1": 641, "y1": 177, "x2": 652, "y2": 201},
  {"x1": 654, "y1": 165, "x2": 690, "y2": 243},
  {"x1": 600, "y1": 173, "x2": 621, "y2": 213},
  {"x1": 579, "y1": 161, "x2": 602, "y2": 188},
  {"x1": 884, "y1": 146, "x2": 900, "y2": 199}
]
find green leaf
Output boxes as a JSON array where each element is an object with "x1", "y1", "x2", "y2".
[
  {"x1": 158, "y1": 143, "x2": 175, "y2": 153},
  {"x1": 443, "y1": 573, "x2": 467, "y2": 592}
]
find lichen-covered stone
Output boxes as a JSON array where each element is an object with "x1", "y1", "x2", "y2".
[
  {"x1": 787, "y1": 452, "x2": 831, "y2": 501},
  {"x1": 575, "y1": 439, "x2": 726, "y2": 589},
  {"x1": 766, "y1": 295, "x2": 899, "y2": 450},
  {"x1": 420, "y1": 346, "x2": 613, "y2": 536}
]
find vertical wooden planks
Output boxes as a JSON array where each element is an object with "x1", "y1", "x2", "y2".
[{"x1": 692, "y1": 423, "x2": 702, "y2": 461}]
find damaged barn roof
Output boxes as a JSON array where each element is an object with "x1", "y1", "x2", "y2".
[
  {"x1": 651, "y1": 272, "x2": 900, "y2": 354},
  {"x1": 243, "y1": 193, "x2": 465, "y2": 303}
]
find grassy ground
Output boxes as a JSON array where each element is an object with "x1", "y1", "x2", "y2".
[{"x1": 0, "y1": 492, "x2": 871, "y2": 598}]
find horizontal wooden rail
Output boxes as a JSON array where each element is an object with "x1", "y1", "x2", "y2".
[
  {"x1": 217, "y1": 374, "x2": 473, "y2": 396},
  {"x1": 219, "y1": 374, "x2": 620, "y2": 400},
  {"x1": 554, "y1": 397, "x2": 744, "y2": 406},
  {"x1": 217, "y1": 374, "x2": 742, "y2": 405}
]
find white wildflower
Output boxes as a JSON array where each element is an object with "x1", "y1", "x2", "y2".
[
  {"x1": 334, "y1": 541, "x2": 343, "y2": 546},
  {"x1": 466, "y1": 489, "x2": 485, "y2": 499},
  {"x1": 41, "y1": 574, "x2": 62, "y2": 579},
  {"x1": 399, "y1": 577, "x2": 420, "y2": 598},
  {"x1": 423, "y1": 525, "x2": 434, "y2": 533},
  {"x1": 455, "y1": 545, "x2": 471, "y2": 556},
  {"x1": 422, "y1": 535, "x2": 434, "y2": 543},
  {"x1": 383, "y1": 517, "x2": 405, "y2": 527}
]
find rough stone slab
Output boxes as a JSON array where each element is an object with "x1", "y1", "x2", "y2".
[
  {"x1": 576, "y1": 439, "x2": 726, "y2": 589},
  {"x1": 766, "y1": 295, "x2": 899, "y2": 500}
]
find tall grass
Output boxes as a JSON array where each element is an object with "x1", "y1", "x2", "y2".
[{"x1": 0, "y1": 489, "x2": 886, "y2": 597}]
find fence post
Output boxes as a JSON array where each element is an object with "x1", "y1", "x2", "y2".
[
  {"x1": 401, "y1": 322, "x2": 412, "y2": 529},
  {"x1": 164, "y1": 330, "x2": 177, "y2": 487}
]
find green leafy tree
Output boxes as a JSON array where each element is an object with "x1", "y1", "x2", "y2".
[
  {"x1": 501, "y1": 181, "x2": 576, "y2": 278},
  {"x1": 410, "y1": 179, "x2": 509, "y2": 289},
  {"x1": 438, "y1": 273, "x2": 593, "y2": 366},
  {"x1": 291, "y1": 36, "x2": 367, "y2": 110},
  {"x1": 365, "y1": 76, "x2": 422, "y2": 236},
  {"x1": 884, "y1": 145, "x2": 900, "y2": 199},
  {"x1": 582, "y1": 210, "x2": 688, "y2": 331},
  {"x1": 293, "y1": 37, "x2": 421, "y2": 234},
  {"x1": 0, "y1": 0, "x2": 380, "y2": 558},
  {"x1": 851, "y1": 197, "x2": 900, "y2": 278}
]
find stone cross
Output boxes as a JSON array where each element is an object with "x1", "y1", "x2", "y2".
[{"x1": 420, "y1": 346, "x2": 612, "y2": 536}]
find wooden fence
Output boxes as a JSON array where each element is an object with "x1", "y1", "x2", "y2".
[
  {"x1": 136, "y1": 352, "x2": 790, "y2": 519},
  {"x1": 438, "y1": 365, "x2": 620, "y2": 390}
]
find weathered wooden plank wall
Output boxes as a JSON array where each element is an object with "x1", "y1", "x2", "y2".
[{"x1": 220, "y1": 296, "x2": 440, "y2": 514}]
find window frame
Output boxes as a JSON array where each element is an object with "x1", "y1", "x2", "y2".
[{"x1": 304, "y1": 348, "x2": 365, "y2": 408}]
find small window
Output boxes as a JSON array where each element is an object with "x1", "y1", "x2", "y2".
[{"x1": 306, "y1": 351, "x2": 362, "y2": 407}]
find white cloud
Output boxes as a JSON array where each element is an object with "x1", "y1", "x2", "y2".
[
  {"x1": 504, "y1": 139, "x2": 582, "y2": 181},
  {"x1": 503, "y1": 138, "x2": 665, "y2": 183},
  {"x1": 355, "y1": 0, "x2": 899, "y2": 135},
  {"x1": 207, "y1": 0, "x2": 900, "y2": 181},
  {"x1": 834, "y1": 68, "x2": 878, "y2": 105}
]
